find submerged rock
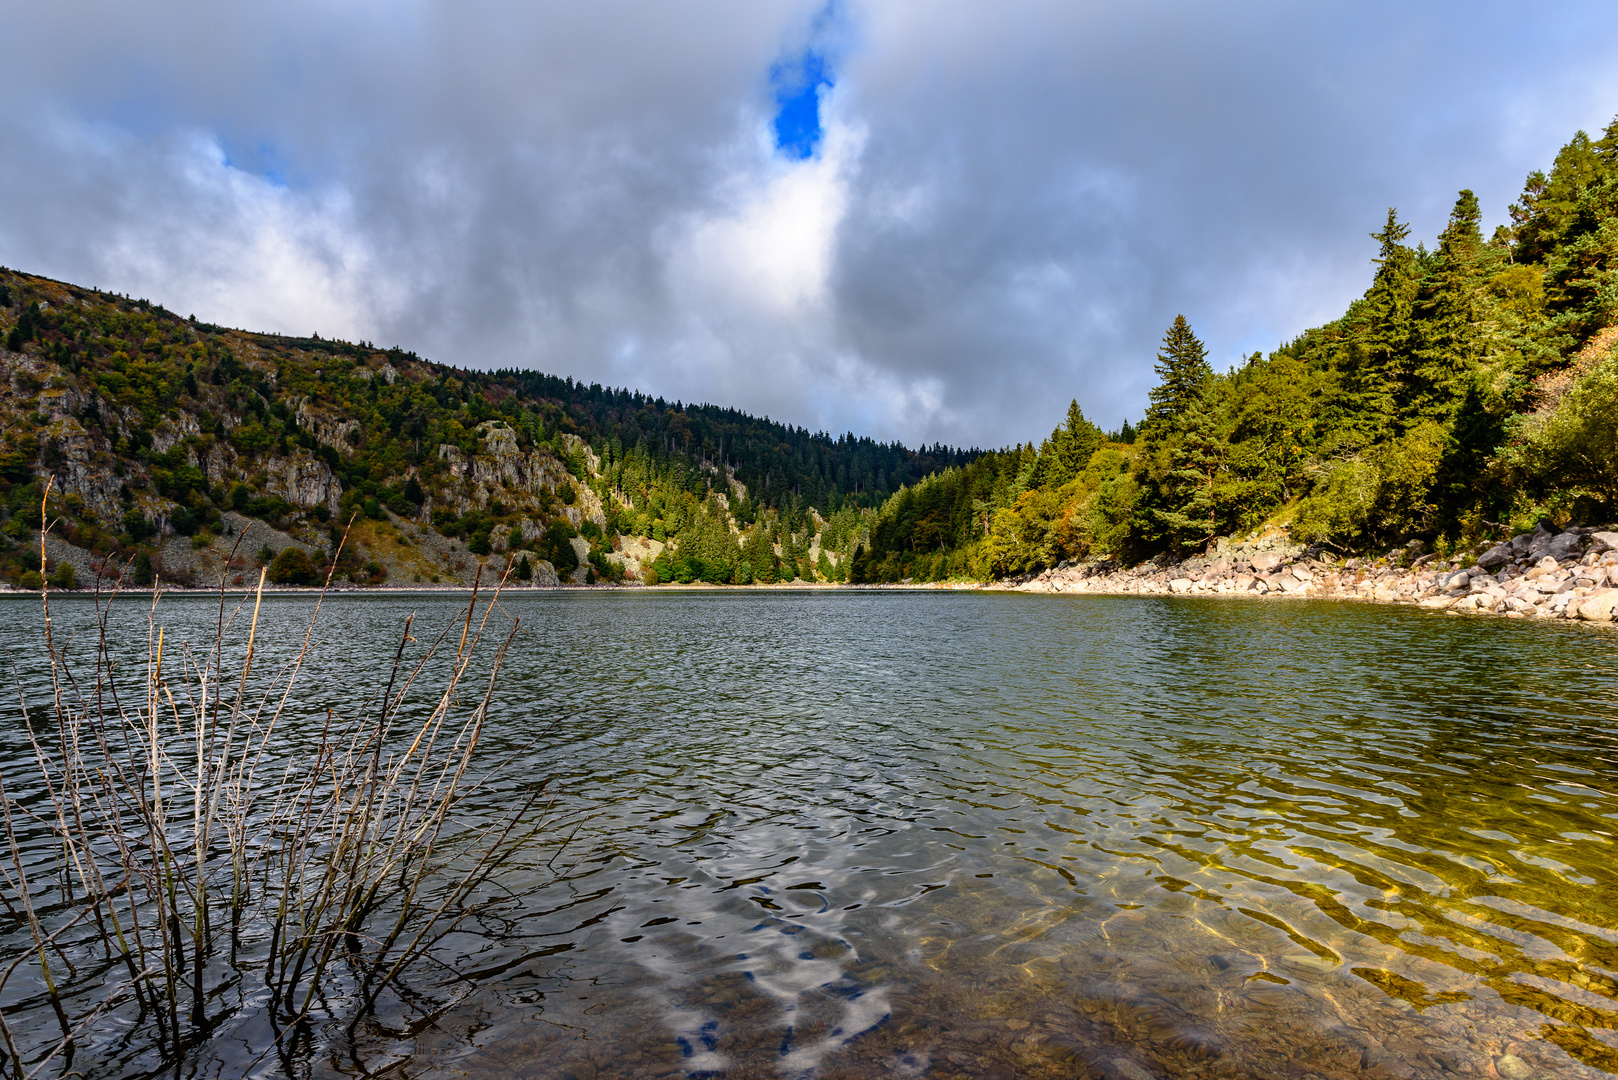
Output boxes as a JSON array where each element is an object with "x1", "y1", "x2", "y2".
[{"x1": 1495, "y1": 1054, "x2": 1532, "y2": 1080}]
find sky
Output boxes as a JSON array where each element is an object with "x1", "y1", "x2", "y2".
[{"x1": 1, "y1": 1, "x2": 1615, "y2": 449}]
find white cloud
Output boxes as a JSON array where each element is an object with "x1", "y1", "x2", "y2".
[
  {"x1": 667, "y1": 112, "x2": 862, "y2": 318},
  {"x1": 1, "y1": 111, "x2": 380, "y2": 339}
]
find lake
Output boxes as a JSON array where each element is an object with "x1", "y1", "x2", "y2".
[{"x1": 2, "y1": 589, "x2": 1616, "y2": 1079}]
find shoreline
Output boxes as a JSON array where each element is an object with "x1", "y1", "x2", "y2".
[
  {"x1": 7, "y1": 524, "x2": 1615, "y2": 625},
  {"x1": 1001, "y1": 523, "x2": 1618, "y2": 625}
]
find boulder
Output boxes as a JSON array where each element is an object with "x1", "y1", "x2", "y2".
[
  {"x1": 1575, "y1": 590, "x2": 1618, "y2": 622},
  {"x1": 1475, "y1": 544, "x2": 1513, "y2": 570},
  {"x1": 1526, "y1": 524, "x2": 1558, "y2": 561},
  {"x1": 1168, "y1": 578, "x2": 1194, "y2": 594},
  {"x1": 1590, "y1": 531, "x2": 1618, "y2": 554},
  {"x1": 1546, "y1": 531, "x2": 1585, "y2": 561},
  {"x1": 1250, "y1": 552, "x2": 1284, "y2": 572}
]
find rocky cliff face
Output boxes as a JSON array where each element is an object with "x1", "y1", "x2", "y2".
[
  {"x1": 266, "y1": 454, "x2": 342, "y2": 514},
  {"x1": 294, "y1": 399, "x2": 359, "y2": 452},
  {"x1": 433, "y1": 423, "x2": 608, "y2": 531}
]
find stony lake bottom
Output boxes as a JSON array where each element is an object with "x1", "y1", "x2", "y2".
[{"x1": 3, "y1": 589, "x2": 1616, "y2": 1080}]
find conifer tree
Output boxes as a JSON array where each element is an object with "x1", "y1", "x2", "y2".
[
  {"x1": 1032, "y1": 400, "x2": 1104, "y2": 488},
  {"x1": 1152, "y1": 389, "x2": 1224, "y2": 551},
  {"x1": 1411, "y1": 190, "x2": 1486, "y2": 424},
  {"x1": 1344, "y1": 209, "x2": 1418, "y2": 445},
  {"x1": 1511, "y1": 122, "x2": 1617, "y2": 263},
  {"x1": 1134, "y1": 317, "x2": 1222, "y2": 553},
  {"x1": 6, "y1": 301, "x2": 40, "y2": 351},
  {"x1": 1056, "y1": 399, "x2": 1103, "y2": 482},
  {"x1": 1141, "y1": 316, "x2": 1211, "y2": 436}
]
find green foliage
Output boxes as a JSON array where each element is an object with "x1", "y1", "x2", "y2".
[
  {"x1": 123, "y1": 509, "x2": 156, "y2": 542},
  {"x1": 1030, "y1": 400, "x2": 1104, "y2": 489},
  {"x1": 267, "y1": 547, "x2": 317, "y2": 586},
  {"x1": 848, "y1": 544, "x2": 871, "y2": 584},
  {"x1": 1506, "y1": 347, "x2": 1618, "y2": 509},
  {"x1": 1139, "y1": 383, "x2": 1228, "y2": 553},
  {"x1": 540, "y1": 522, "x2": 579, "y2": 573},
  {"x1": 0, "y1": 262, "x2": 990, "y2": 596},
  {"x1": 1292, "y1": 421, "x2": 1449, "y2": 547},
  {"x1": 6, "y1": 301, "x2": 41, "y2": 351}
]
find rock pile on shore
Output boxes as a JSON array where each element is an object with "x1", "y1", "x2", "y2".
[{"x1": 1014, "y1": 523, "x2": 1618, "y2": 623}]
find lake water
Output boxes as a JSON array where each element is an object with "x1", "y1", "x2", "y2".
[{"x1": 3, "y1": 589, "x2": 1617, "y2": 1079}]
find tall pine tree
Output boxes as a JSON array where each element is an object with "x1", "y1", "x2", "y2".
[
  {"x1": 1411, "y1": 190, "x2": 1486, "y2": 425},
  {"x1": 1134, "y1": 317, "x2": 1225, "y2": 553},
  {"x1": 1343, "y1": 209, "x2": 1418, "y2": 447},
  {"x1": 1141, "y1": 315, "x2": 1212, "y2": 436}
]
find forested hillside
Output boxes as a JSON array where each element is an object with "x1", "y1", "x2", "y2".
[
  {"x1": 851, "y1": 116, "x2": 1618, "y2": 582},
  {"x1": 0, "y1": 272, "x2": 976, "y2": 589}
]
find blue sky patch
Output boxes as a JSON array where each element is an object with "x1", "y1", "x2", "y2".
[
  {"x1": 771, "y1": 50, "x2": 832, "y2": 160},
  {"x1": 219, "y1": 138, "x2": 291, "y2": 188}
]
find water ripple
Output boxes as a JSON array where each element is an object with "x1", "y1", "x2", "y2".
[{"x1": 3, "y1": 590, "x2": 1616, "y2": 1077}]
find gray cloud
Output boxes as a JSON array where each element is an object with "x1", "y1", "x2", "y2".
[{"x1": 1, "y1": 0, "x2": 1615, "y2": 447}]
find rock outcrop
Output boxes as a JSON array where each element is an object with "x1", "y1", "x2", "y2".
[
  {"x1": 265, "y1": 453, "x2": 342, "y2": 514},
  {"x1": 294, "y1": 399, "x2": 359, "y2": 451}
]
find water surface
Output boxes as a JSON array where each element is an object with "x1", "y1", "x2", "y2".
[{"x1": 5, "y1": 590, "x2": 1617, "y2": 1079}]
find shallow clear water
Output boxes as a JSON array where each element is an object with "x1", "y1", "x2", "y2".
[{"x1": 4, "y1": 590, "x2": 1617, "y2": 1079}]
